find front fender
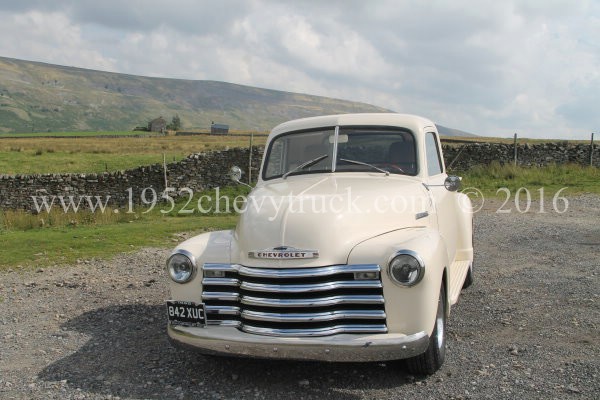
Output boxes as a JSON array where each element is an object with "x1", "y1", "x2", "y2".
[
  {"x1": 167, "y1": 230, "x2": 233, "y2": 303},
  {"x1": 347, "y1": 228, "x2": 449, "y2": 336}
]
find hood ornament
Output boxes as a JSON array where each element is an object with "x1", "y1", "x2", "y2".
[{"x1": 249, "y1": 246, "x2": 319, "y2": 260}]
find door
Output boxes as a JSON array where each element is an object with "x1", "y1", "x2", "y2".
[{"x1": 424, "y1": 131, "x2": 458, "y2": 265}]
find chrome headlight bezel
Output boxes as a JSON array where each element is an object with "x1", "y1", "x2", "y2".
[
  {"x1": 388, "y1": 250, "x2": 425, "y2": 287},
  {"x1": 167, "y1": 249, "x2": 197, "y2": 284}
]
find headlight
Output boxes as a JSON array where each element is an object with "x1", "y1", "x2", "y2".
[
  {"x1": 167, "y1": 251, "x2": 196, "y2": 283},
  {"x1": 388, "y1": 251, "x2": 425, "y2": 286}
]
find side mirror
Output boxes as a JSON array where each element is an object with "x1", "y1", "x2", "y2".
[
  {"x1": 229, "y1": 166, "x2": 253, "y2": 189},
  {"x1": 229, "y1": 166, "x2": 243, "y2": 184},
  {"x1": 444, "y1": 175, "x2": 462, "y2": 192}
]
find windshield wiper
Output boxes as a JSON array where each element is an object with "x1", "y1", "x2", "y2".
[
  {"x1": 282, "y1": 154, "x2": 329, "y2": 179},
  {"x1": 339, "y1": 158, "x2": 390, "y2": 176}
]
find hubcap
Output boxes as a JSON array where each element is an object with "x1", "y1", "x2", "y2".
[{"x1": 435, "y1": 295, "x2": 445, "y2": 351}]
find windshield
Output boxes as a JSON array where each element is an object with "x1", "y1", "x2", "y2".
[
  {"x1": 263, "y1": 128, "x2": 335, "y2": 179},
  {"x1": 262, "y1": 126, "x2": 417, "y2": 180}
]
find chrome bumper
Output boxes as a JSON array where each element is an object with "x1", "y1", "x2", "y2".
[{"x1": 168, "y1": 325, "x2": 429, "y2": 362}]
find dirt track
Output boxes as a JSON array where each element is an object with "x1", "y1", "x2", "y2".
[{"x1": 0, "y1": 195, "x2": 598, "y2": 399}]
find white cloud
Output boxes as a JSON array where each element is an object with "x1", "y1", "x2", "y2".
[
  {"x1": 0, "y1": 10, "x2": 115, "y2": 72},
  {"x1": 0, "y1": 1, "x2": 598, "y2": 139}
]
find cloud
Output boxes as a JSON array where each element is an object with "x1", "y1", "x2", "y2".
[
  {"x1": 0, "y1": 10, "x2": 115, "y2": 71},
  {"x1": 0, "y1": 0, "x2": 598, "y2": 139}
]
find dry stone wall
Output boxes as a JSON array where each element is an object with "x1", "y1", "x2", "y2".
[
  {"x1": 0, "y1": 143, "x2": 597, "y2": 210},
  {"x1": 442, "y1": 142, "x2": 598, "y2": 170},
  {"x1": 0, "y1": 148, "x2": 263, "y2": 211}
]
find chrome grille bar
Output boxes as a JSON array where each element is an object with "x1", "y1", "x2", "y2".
[
  {"x1": 241, "y1": 309, "x2": 386, "y2": 323},
  {"x1": 241, "y1": 324, "x2": 388, "y2": 337},
  {"x1": 240, "y1": 280, "x2": 382, "y2": 293},
  {"x1": 202, "y1": 278, "x2": 240, "y2": 286},
  {"x1": 207, "y1": 320, "x2": 241, "y2": 327},
  {"x1": 240, "y1": 294, "x2": 385, "y2": 308},
  {"x1": 201, "y1": 263, "x2": 387, "y2": 337},
  {"x1": 205, "y1": 305, "x2": 240, "y2": 315},
  {"x1": 202, "y1": 292, "x2": 240, "y2": 302},
  {"x1": 203, "y1": 263, "x2": 380, "y2": 278}
]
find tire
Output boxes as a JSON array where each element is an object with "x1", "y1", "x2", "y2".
[
  {"x1": 462, "y1": 261, "x2": 474, "y2": 289},
  {"x1": 404, "y1": 284, "x2": 446, "y2": 375}
]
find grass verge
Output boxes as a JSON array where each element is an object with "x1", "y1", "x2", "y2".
[
  {"x1": 0, "y1": 186, "x2": 250, "y2": 269},
  {"x1": 0, "y1": 214, "x2": 238, "y2": 269},
  {"x1": 459, "y1": 162, "x2": 600, "y2": 197}
]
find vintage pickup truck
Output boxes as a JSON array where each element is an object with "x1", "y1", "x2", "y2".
[{"x1": 166, "y1": 113, "x2": 474, "y2": 374}]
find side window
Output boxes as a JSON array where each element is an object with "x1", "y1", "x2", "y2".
[{"x1": 425, "y1": 132, "x2": 443, "y2": 176}]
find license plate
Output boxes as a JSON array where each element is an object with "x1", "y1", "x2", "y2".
[{"x1": 166, "y1": 301, "x2": 206, "y2": 327}]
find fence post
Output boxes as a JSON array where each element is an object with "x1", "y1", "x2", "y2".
[
  {"x1": 591, "y1": 132, "x2": 595, "y2": 167},
  {"x1": 513, "y1": 133, "x2": 518, "y2": 166},
  {"x1": 163, "y1": 153, "x2": 168, "y2": 190},
  {"x1": 248, "y1": 133, "x2": 254, "y2": 184}
]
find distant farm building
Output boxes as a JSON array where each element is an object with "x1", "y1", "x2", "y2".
[
  {"x1": 211, "y1": 122, "x2": 229, "y2": 134},
  {"x1": 148, "y1": 117, "x2": 167, "y2": 133}
]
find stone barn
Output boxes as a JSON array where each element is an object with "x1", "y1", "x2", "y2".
[
  {"x1": 148, "y1": 117, "x2": 167, "y2": 133},
  {"x1": 210, "y1": 122, "x2": 229, "y2": 134}
]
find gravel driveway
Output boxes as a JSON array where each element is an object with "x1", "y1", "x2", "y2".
[{"x1": 1, "y1": 195, "x2": 598, "y2": 399}]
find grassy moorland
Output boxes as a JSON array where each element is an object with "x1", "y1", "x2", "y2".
[
  {"x1": 0, "y1": 130, "x2": 154, "y2": 138},
  {"x1": 0, "y1": 186, "x2": 250, "y2": 268},
  {"x1": 0, "y1": 129, "x2": 268, "y2": 138},
  {"x1": 0, "y1": 132, "x2": 591, "y2": 175},
  {"x1": 0, "y1": 134, "x2": 267, "y2": 174},
  {"x1": 460, "y1": 162, "x2": 600, "y2": 196}
]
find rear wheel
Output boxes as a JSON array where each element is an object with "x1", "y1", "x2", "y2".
[{"x1": 404, "y1": 284, "x2": 446, "y2": 375}]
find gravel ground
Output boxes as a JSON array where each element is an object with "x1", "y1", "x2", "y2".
[{"x1": 0, "y1": 195, "x2": 598, "y2": 399}]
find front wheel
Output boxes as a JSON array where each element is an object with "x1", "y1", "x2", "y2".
[{"x1": 404, "y1": 284, "x2": 447, "y2": 375}]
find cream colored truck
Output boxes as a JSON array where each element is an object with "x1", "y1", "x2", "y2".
[{"x1": 165, "y1": 113, "x2": 474, "y2": 375}]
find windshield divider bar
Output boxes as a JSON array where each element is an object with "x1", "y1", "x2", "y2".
[{"x1": 331, "y1": 125, "x2": 339, "y2": 172}]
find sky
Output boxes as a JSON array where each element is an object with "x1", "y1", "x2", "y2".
[{"x1": 0, "y1": 0, "x2": 598, "y2": 139}]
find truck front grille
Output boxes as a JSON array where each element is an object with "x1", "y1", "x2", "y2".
[{"x1": 201, "y1": 263, "x2": 387, "y2": 337}]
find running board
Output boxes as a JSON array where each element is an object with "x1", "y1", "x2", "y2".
[{"x1": 448, "y1": 260, "x2": 471, "y2": 305}]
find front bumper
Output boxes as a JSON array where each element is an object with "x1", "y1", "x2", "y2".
[{"x1": 168, "y1": 325, "x2": 429, "y2": 362}]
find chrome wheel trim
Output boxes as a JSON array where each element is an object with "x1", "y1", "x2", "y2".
[{"x1": 434, "y1": 294, "x2": 445, "y2": 351}]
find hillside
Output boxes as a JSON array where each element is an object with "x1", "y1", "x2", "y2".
[
  {"x1": 436, "y1": 125, "x2": 475, "y2": 138},
  {"x1": 0, "y1": 56, "x2": 475, "y2": 136},
  {"x1": 0, "y1": 57, "x2": 392, "y2": 133}
]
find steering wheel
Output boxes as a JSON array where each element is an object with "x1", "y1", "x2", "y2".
[{"x1": 379, "y1": 163, "x2": 405, "y2": 173}]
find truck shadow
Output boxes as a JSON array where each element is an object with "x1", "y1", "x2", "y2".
[{"x1": 39, "y1": 304, "x2": 423, "y2": 399}]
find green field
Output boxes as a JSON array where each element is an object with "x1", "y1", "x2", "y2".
[
  {"x1": 0, "y1": 129, "x2": 268, "y2": 138},
  {"x1": 460, "y1": 162, "x2": 600, "y2": 196},
  {"x1": 0, "y1": 214, "x2": 238, "y2": 268},
  {"x1": 0, "y1": 131, "x2": 592, "y2": 175},
  {"x1": 0, "y1": 134, "x2": 266, "y2": 174},
  {"x1": 0, "y1": 130, "x2": 157, "y2": 138},
  {"x1": 0, "y1": 186, "x2": 250, "y2": 268}
]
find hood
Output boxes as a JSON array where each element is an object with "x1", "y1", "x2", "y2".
[{"x1": 232, "y1": 173, "x2": 432, "y2": 267}]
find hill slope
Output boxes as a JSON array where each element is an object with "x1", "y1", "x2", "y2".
[
  {"x1": 436, "y1": 125, "x2": 475, "y2": 138},
  {"x1": 0, "y1": 57, "x2": 392, "y2": 133},
  {"x1": 0, "y1": 56, "x2": 476, "y2": 136}
]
